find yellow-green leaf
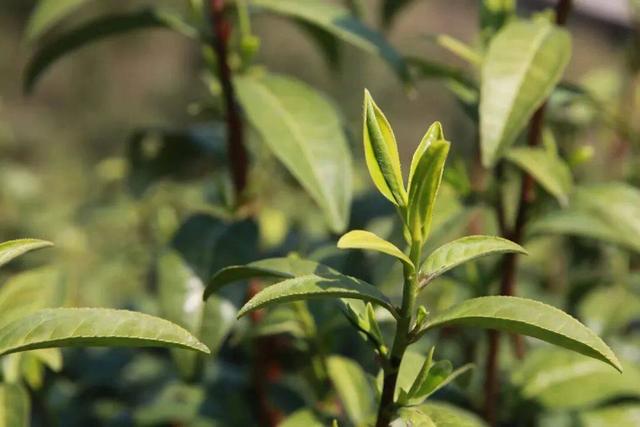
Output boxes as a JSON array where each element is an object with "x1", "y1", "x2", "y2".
[
  {"x1": 0, "y1": 239, "x2": 52, "y2": 269},
  {"x1": 25, "y1": 0, "x2": 89, "y2": 42},
  {"x1": 363, "y1": 89, "x2": 407, "y2": 206},
  {"x1": 327, "y1": 356, "x2": 375, "y2": 425},
  {"x1": 337, "y1": 230, "x2": 413, "y2": 267},
  {"x1": 0, "y1": 383, "x2": 29, "y2": 427}
]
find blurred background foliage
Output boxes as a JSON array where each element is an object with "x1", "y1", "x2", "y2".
[{"x1": 1, "y1": 0, "x2": 640, "y2": 426}]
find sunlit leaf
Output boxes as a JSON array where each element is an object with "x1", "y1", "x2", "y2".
[
  {"x1": 580, "y1": 404, "x2": 640, "y2": 427},
  {"x1": 578, "y1": 286, "x2": 640, "y2": 335},
  {"x1": 422, "y1": 296, "x2": 621, "y2": 372},
  {"x1": 235, "y1": 72, "x2": 352, "y2": 232},
  {"x1": 280, "y1": 409, "x2": 325, "y2": 427},
  {"x1": 338, "y1": 230, "x2": 413, "y2": 267},
  {"x1": 327, "y1": 356, "x2": 375, "y2": 425},
  {"x1": 0, "y1": 308, "x2": 210, "y2": 356},
  {"x1": 363, "y1": 89, "x2": 407, "y2": 207},
  {"x1": 420, "y1": 235, "x2": 526, "y2": 283},
  {"x1": 505, "y1": 146, "x2": 573, "y2": 206},
  {"x1": 0, "y1": 383, "x2": 29, "y2": 427},
  {"x1": 25, "y1": 9, "x2": 198, "y2": 93},
  {"x1": 480, "y1": 19, "x2": 571, "y2": 166},
  {"x1": 392, "y1": 407, "x2": 436, "y2": 427},
  {"x1": 418, "y1": 402, "x2": 488, "y2": 427},
  {"x1": 0, "y1": 239, "x2": 52, "y2": 269},
  {"x1": 407, "y1": 138, "x2": 450, "y2": 241},
  {"x1": 252, "y1": 0, "x2": 409, "y2": 82},
  {"x1": 237, "y1": 274, "x2": 397, "y2": 319}
]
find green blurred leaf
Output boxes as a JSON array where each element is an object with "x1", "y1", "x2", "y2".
[
  {"x1": 338, "y1": 230, "x2": 413, "y2": 267},
  {"x1": 158, "y1": 250, "x2": 235, "y2": 378},
  {"x1": 420, "y1": 235, "x2": 526, "y2": 283},
  {"x1": 134, "y1": 382, "x2": 204, "y2": 426},
  {"x1": 381, "y1": 0, "x2": 414, "y2": 28},
  {"x1": 0, "y1": 308, "x2": 210, "y2": 356},
  {"x1": 280, "y1": 409, "x2": 325, "y2": 427},
  {"x1": 363, "y1": 89, "x2": 407, "y2": 207},
  {"x1": 505, "y1": 146, "x2": 573, "y2": 206},
  {"x1": 252, "y1": 0, "x2": 409, "y2": 81},
  {"x1": 327, "y1": 355, "x2": 375, "y2": 425},
  {"x1": 407, "y1": 138, "x2": 450, "y2": 241},
  {"x1": 418, "y1": 402, "x2": 488, "y2": 427},
  {"x1": 479, "y1": 0, "x2": 516, "y2": 46},
  {"x1": 513, "y1": 348, "x2": 640, "y2": 410},
  {"x1": 0, "y1": 383, "x2": 29, "y2": 427},
  {"x1": 235, "y1": 72, "x2": 352, "y2": 232},
  {"x1": 579, "y1": 286, "x2": 640, "y2": 336},
  {"x1": 580, "y1": 404, "x2": 640, "y2": 427},
  {"x1": 392, "y1": 407, "x2": 436, "y2": 427},
  {"x1": 422, "y1": 296, "x2": 621, "y2": 372},
  {"x1": 25, "y1": 0, "x2": 89, "y2": 41},
  {"x1": 204, "y1": 257, "x2": 330, "y2": 300},
  {"x1": 531, "y1": 183, "x2": 640, "y2": 253},
  {"x1": 237, "y1": 274, "x2": 397, "y2": 319},
  {"x1": 25, "y1": 9, "x2": 197, "y2": 93},
  {"x1": 0, "y1": 239, "x2": 52, "y2": 269},
  {"x1": 480, "y1": 19, "x2": 571, "y2": 166}
]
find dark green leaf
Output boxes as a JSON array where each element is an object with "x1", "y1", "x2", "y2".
[{"x1": 423, "y1": 296, "x2": 621, "y2": 372}]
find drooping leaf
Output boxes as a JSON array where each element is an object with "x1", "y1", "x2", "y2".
[
  {"x1": 363, "y1": 89, "x2": 407, "y2": 207},
  {"x1": 327, "y1": 356, "x2": 375, "y2": 425},
  {"x1": 512, "y1": 348, "x2": 640, "y2": 410},
  {"x1": 204, "y1": 257, "x2": 331, "y2": 300},
  {"x1": 580, "y1": 404, "x2": 640, "y2": 427},
  {"x1": 337, "y1": 230, "x2": 413, "y2": 267},
  {"x1": 237, "y1": 274, "x2": 397, "y2": 319},
  {"x1": 235, "y1": 72, "x2": 352, "y2": 232},
  {"x1": 251, "y1": 0, "x2": 409, "y2": 82},
  {"x1": 531, "y1": 183, "x2": 640, "y2": 253},
  {"x1": 25, "y1": 9, "x2": 198, "y2": 93},
  {"x1": 480, "y1": 19, "x2": 571, "y2": 166},
  {"x1": 25, "y1": 0, "x2": 89, "y2": 41},
  {"x1": 0, "y1": 383, "x2": 29, "y2": 427},
  {"x1": 505, "y1": 146, "x2": 573, "y2": 206},
  {"x1": 158, "y1": 250, "x2": 235, "y2": 378},
  {"x1": 0, "y1": 239, "x2": 52, "y2": 269},
  {"x1": 0, "y1": 308, "x2": 210, "y2": 356},
  {"x1": 419, "y1": 235, "x2": 526, "y2": 283},
  {"x1": 422, "y1": 296, "x2": 621, "y2": 372},
  {"x1": 418, "y1": 402, "x2": 488, "y2": 427},
  {"x1": 407, "y1": 138, "x2": 450, "y2": 241}
]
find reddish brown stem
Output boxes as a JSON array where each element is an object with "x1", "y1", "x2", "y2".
[
  {"x1": 483, "y1": 2, "x2": 571, "y2": 425},
  {"x1": 210, "y1": 0, "x2": 249, "y2": 199}
]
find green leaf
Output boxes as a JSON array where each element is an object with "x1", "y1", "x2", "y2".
[
  {"x1": 237, "y1": 274, "x2": 397, "y2": 319},
  {"x1": 252, "y1": 0, "x2": 409, "y2": 82},
  {"x1": 531, "y1": 183, "x2": 640, "y2": 253},
  {"x1": 512, "y1": 348, "x2": 640, "y2": 410},
  {"x1": 419, "y1": 235, "x2": 526, "y2": 283},
  {"x1": 0, "y1": 308, "x2": 210, "y2": 356},
  {"x1": 25, "y1": 0, "x2": 89, "y2": 41},
  {"x1": 0, "y1": 383, "x2": 29, "y2": 427},
  {"x1": 505, "y1": 146, "x2": 573, "y2": 206},
  {"x1": 407, "y1": 138, "x2": 450, "y2": 241},
  {"x1": 338, "y1": 230, "x2": 413, "y2": 267},
  {"x1": 0, "y1": 239, "x2": 52, "y2": 269},
  {"x1": 327, "y1": 356, "x2": 375, "y2": 425},
  {"x1": 235, "y1": 72, "x2": 352, "y2": 232},
  {"x1": 480, "y1": 19, "x2": 571, "y2": 166},
  {"x1": 204, "y1": 257, "x2": 330, "y2": 300},
  {"x1": 408, "y1": 122, "x2": 444, "y2": 186},
  {"x1": 578, "y1": 286, "x2": 640, "y2": 335},
  {"x1": 418, "y1": 402, "x2": 488, "y2": 427},
  {"x1": 363, "y1": 89, "x2": 407, "y2": 206},
  {"x1": 25, "y1": 9, "x2": 197, "y2": 93},
  {"x1": 280, "y1": 410, "x2": 325, "y2": 427},
  {"x1": 479, "y1": 0, "x2": 516, "y2": 46},
  {"x1": 392, "y1": 407, "x2": 436, "y2": 427},
  {"x1": 422, "y1": 296, "x2": 621, "y2": 372},
  {"x1": 158, "y1": 250, "x2": 235, "y2": 378},
  {"x1": 0, "y1": 267, "x2": 66, "y2": 328},
  {"x1": 580, "y1": 404, "x2": 640, "y2": 427}
]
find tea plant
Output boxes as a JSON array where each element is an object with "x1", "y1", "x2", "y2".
[{"x1": 205, "y1": 91, "x2": 621, "y2": 426}]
